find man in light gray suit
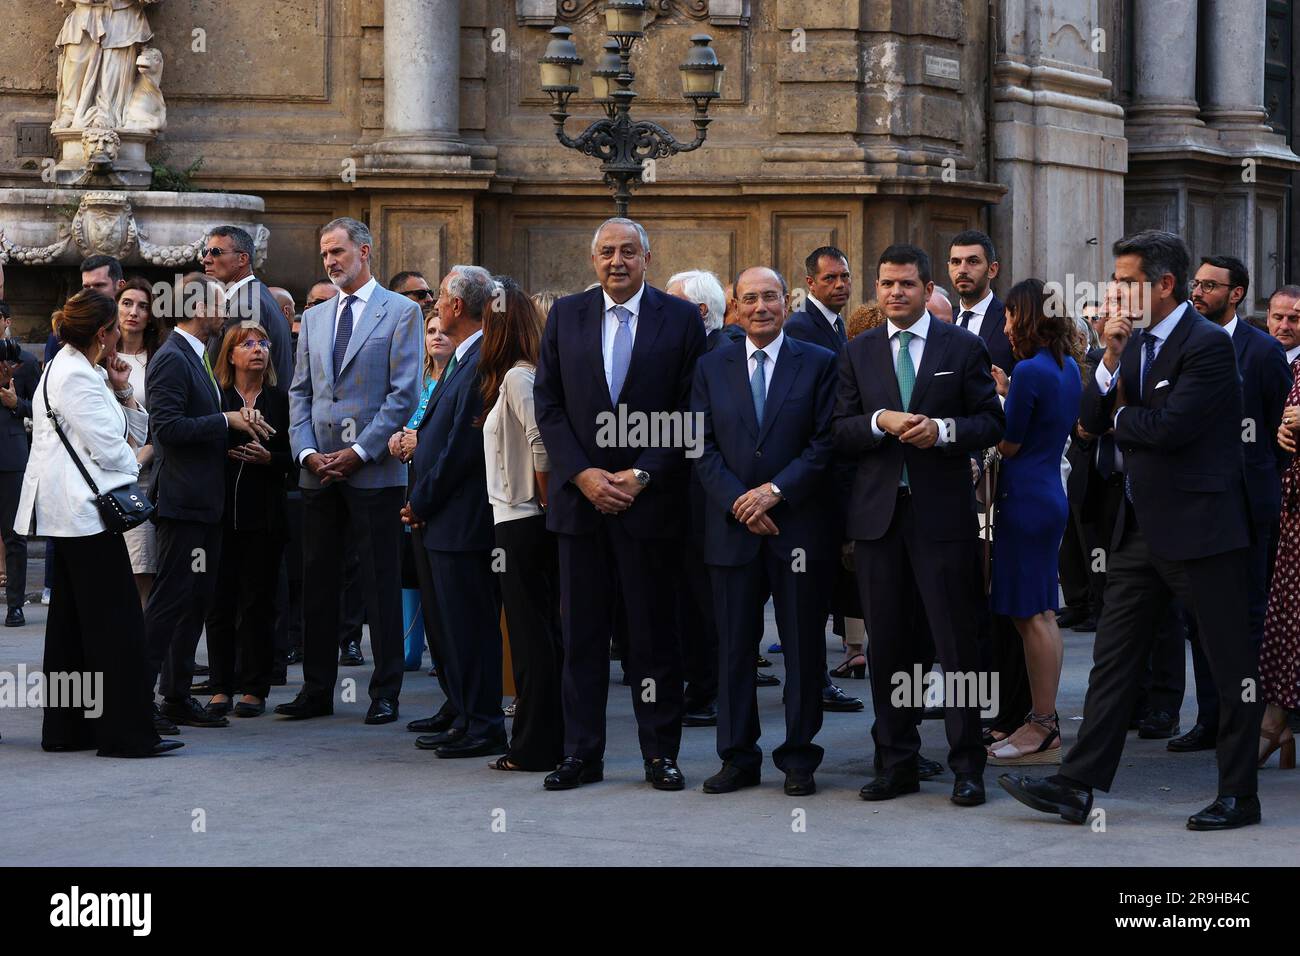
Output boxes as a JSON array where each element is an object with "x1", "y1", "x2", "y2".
[{"x1": 275, "y1": 217, "x2": 422, "y2": 724}]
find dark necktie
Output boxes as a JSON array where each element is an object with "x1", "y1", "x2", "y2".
[
  {"x1": 1124, "y1": 332, "x2": 1159, "y2": 502},
  {"x1": 958, "y1": 310, "x2": 974, "y2": 329},
  {"x1": 750, "y1": 349, "x2": 767, "y2": 424},
  {"x1": 833, "y1": 315, "x2": 846, "y2": 345},
  {"x1": 332, "y1": 294, "x2": 357, "y2": 382}
]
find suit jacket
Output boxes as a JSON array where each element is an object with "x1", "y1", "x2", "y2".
[
  {"x1": 211, "y1": 277, "x2": 295, "y2": 390},
  {"x1": 1230, "y1": 318, "x2": 1291, "y2": 527},
  {"x1": 692, "y1": 335, "x2": 838, "y2": 566},
  {"x1": 959, "y1": 295, "x2": 1016, "y2": 373},
  {"x1": 1079, "y1": 304, "x2": 1251, "y2": 561},
  {"x1": 409, "y1": 337, "x2": 493, "y2": 552},
  {"x1": 289, "y1": 282, "x2": 422, "y2": 490},
  {"x1": 533, "y1": 283, "x2": 706, "y2": 539},
  {"x1": 784, "y1": 305, "x2": 844, "y2": 355},
  {"x1": 220, "y1": 384, "x2": 292, "y2": 535},
  {"x1": 1064, "y1": 346, "x2": 1105, "y2": 509},
  {"x1": 832, "y1": 318, "x2": 1005, "y2": 541},
  {"x1": 146, "y1": 331, "x2": 228, "y2": 523},
  {"x1": 0, "y1": 348, "x2": 38, "y2": 473}
]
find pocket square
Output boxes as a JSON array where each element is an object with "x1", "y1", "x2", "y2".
[
  {"x1": 933, "y1": 371, "x2": 955, "y2": 377},
  {"x1": 1155, "y1": 379, "x2": 1171, "y2": 389}
]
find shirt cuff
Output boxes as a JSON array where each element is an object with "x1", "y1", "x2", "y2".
[
  {"x1": 352, "y1": 443, "x2": 369, "y2": 463},
  {"x1": 299, "y1": 447, "x2": 318, "y2": 465},
  {"x1": 1095, "y1": 359, "x2": 1117, "y2": 394},
  {"x1": 932, "y1": 417, "x2": 952, "y2": 446},
  {"x1": 870, "y1": 409, "x2": 886, "y2": 439}
]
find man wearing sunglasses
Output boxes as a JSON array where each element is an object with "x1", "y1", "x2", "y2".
[
  {"x1": 202, "y1": 226, "x2": 294, "y2": 388},
  {"x1": 389, "y1": 271, "x2": 434, "y2": 305}
]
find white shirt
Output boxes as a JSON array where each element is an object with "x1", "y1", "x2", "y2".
[
  {"x1": 1222, "y1": 315, "x2": 1239, "y2": 338},
  {"x1": 1286, "y1": 344, "x2": 1300, "y2": 365},
  {"x1": 868, "y1": 311, "x2": 952, "y2": 445},
  {"x1": 173, "y1": 326, "x2": 223, "y2": 413},
  {"x1": 807, "y1": 294, "x2": 842, "y2": 336},
  {"x1": 221, "y1": 273, "x2": 256, "y2": 314},
  {"x1": 601, "y1": 283, "x2": 644, "y2": 394},
  {"x1": 1094, "y1": 300, "x2": 1191, "y2": 401},
  {"x1": 745, "y1": 331, "x2": 784, "y2": 399},
  {"x1": 454, "y1": 327, "x2": 484, "y2": 366},
  {"x1": 956, "y1": 289, "x2": 994, "y2": 336}
]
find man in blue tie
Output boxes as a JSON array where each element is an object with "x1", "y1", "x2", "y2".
[
  {"x1": 533, "y1": 217, "x2": 706, "y2": 791},
  {"x1": 277, "y1": 218, "x2": 422, "y2": 724},
  {"x1": 692, "y1": 267, "x2": 839, "y2": 796}
]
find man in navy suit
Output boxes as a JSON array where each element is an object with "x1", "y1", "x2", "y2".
[
  {"x1": 201, "y1": 225, "x2": 294, "y2": 389},
  {"x1": 533, "y1": 217, "x2": 706, "y2": 791},
  {"x1": 405, "y1": 265, "x2": 505, "y2": 758},
  {"x1": 947, "y1": 230, "x2": 1016, "y2": 374},
  {"x1": 145, "y1": 273, "x2": 274, "y2": 730},
  {"x1": 833, "y1": 244, "x2": 1005, "y2": 807},
  {"x1": 1162, "y1": 256, "x2": 1290, "y2": 754},
  {"x1": 1001, "y1": 230, "x2": 1264, "y2": 831},
  {"x1": 693, "y1": 266, "x2": 838, "y2": 796}
]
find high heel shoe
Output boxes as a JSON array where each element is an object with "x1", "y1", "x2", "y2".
[
  {"x1": 1259, "y1": 724, "x2": 1296, "y2": 769},
  {"x1": 829, "y1": 653, "x2": 866, "y2": 679}
]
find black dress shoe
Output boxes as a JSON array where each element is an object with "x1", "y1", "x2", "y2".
[
  {"x1": 269, "y1": 666, "x2": 287, "y2": 687},
  {"x1": 757, "y1": 656, "x2": 773, "y2": 668},
  {"x1": 339, "y1": 640, "x2": 365, "y2": 666},
  {"x1": 917, "y1": 756, "x2": 944, "y2": 779},
  {"x1": 822, "y1": 684, "x2": 864, "y2": 712},
  {"x1": 4, "y1": 607, "x2": 24, "y2": 627},
  {"x1": 285, "y1": 647, "x2": 303, "y2": 665},
  {"x1": 859, "y1": 767, "x2": 920, "y2": 801},
  {"x1": 234, "y1": 699, "x2": 265, "y2": 718},
  {"x1": 415, "y1": 727, "x2": 465, "y2": 750},
  {"x1": 785, "y1": 769, "x2": 816, "y2": 796},
  {"x1": 364, "y1": 698, "x2": 398, "y2": 725},
  {"x1": 1167, "y1": 722, "x2": 1217, "y2": 752},
  {"x1": 951, "y1": 773, "x2": 986, "y2": 806},
  {"x1": 1137, "y1": 710, "x2": 1180, "y2": 739},
  {"x1": 161, "y1": 697, "x2": 229, "y2": 728},
  {"x1": 544, "y1": 756, "x2": 604, "y2": 790},
  {"x1": 702, "y1": 762, "x2": 760, "y2": 794},
  {"x1": 645, "y1": 757, "x2": 686, "y2": 791},
  {"x1": 1054, "y1": 605, "x2": 1088, "y2": 629},
  {"x1": 1186, "y1": 795, "x2": 1261, "y2": 831},
  {"x1": 435, "y1": 732, "x2": 508, "y2": 758},
  {"x1": 192, "y1": 663, "x2": 210, "y2": 676},
  {"x1": 407, "y1": 710, "x2": 457, "y2": 733},
  {"x1": 204, "y1": 699, "x2": 232, "y2": 719},
  {"x1": 682, "y1": 701, "x2": 718, "y2": 727},
  {"x1": 189, "y1": 680, "x2": 216, "y2": 695},
  {"x1": 273, "y1": 693, "x2": 333, "y2": 719},
  {"x1": 998, "y1": 773, "x2": 1093, "y2": 824},
  {"x1": 756, "y1": 671, "x2": 781, "y2": 687},
  {"x1": 152, "y1": 704, "x2": 179, "y2": 736},
  {"x1": 110, "y1": 740, "x2": 185, "y2": 758}
]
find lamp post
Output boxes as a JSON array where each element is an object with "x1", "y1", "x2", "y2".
[{"x1": 538, "y1": 1, "x2": 724, "y2": 216}]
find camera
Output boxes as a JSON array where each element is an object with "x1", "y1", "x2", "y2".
[{"x1": 0, "y1": 339, "x2": 22, "y2": 363}]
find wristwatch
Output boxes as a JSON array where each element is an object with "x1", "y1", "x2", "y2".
[
  {"x1": 632, "y1": 468, "x2": 651, "y2": 487},
  {"x1": 768, "y1": 482, "x2": 783, "y2": 499}
]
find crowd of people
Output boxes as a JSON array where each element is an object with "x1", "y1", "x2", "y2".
[{"x1": 1, "y1": 214, "x2": 1296, "y2": 831}]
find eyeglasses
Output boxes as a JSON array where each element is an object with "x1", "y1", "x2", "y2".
[
  {"x1": 405, "y1": 288, "x2": 434, "y2": 301},
  {"x1": 237, "y1": 339, "x2": 272, "y2": 351},
  {"x1": 1190, "y1": 279, "x2": 1234, "y2": 293},
  {"x1": 201, "y1": 247, "x2": 231, "y2": 259},
  {"x1": 739, "y1": 291, "x2": 785, "y2": 305}
]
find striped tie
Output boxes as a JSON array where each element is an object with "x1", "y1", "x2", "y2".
[{"x1": 333, "y1": 294, "x2": 357, "y2": 382}]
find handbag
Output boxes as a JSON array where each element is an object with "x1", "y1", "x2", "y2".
[{"x1": 43, "y1": 354, "x2": 154, "y2": 534}]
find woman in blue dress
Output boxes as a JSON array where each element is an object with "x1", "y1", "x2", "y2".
[{"x1": 987, "y1": 278, "x2": 1084, "y2": 765}]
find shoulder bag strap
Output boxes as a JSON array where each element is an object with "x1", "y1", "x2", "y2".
[{"x1": 43, "y1": 352, "x2": 104, "y2": 496}]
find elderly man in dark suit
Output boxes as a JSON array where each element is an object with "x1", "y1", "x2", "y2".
[
  {"x1": 201, "y1": 226, "x2": 294, "y2": 388},
  {"x1": 1161, "y1": 255, "x2": 1290, "y2": 754},
  {"x1": 276, "y1": 218, "x2": 422, "y2": 725},
  {"x1": 833, "y1": 243, "x2": 1005, "y2": 808},
  {"x1": 693, "y1": 266, "x2": 839, "y2": 797},
  {"x1": 947, "y1": 230, "x2": 1016, "y2": 374},
  {"x1": 1001, "y1": 231, "x2": 1264, "y2": 831},
  {"x1": 534, "y1": 216, "x2": 706, "y2": 791},
  {"x1": 144, "y1": 273, "x2": 274, "y2": 731},
  {"x1": 405, "y1": 265, "x2": 505, "y2": 758}
]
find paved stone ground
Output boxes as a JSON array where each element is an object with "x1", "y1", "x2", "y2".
[{"x1": 0, "y1": 588, "x2": 1296, "y2": 867}]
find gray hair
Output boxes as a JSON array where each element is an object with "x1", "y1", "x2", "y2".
[
  {"x1": 929, "y1": 285, "x2": 951, "y2": 303},
  {"x1": 1113, "y1": 229, "x2": 1190, "y2": 304},
  {"x1": 591, "y1": 217, "x2": 650, "y2": 256},
  {"x1": 447, "y1": 264, "x2": 495, "y2": 319},
  {"x1": 321, "y1": 217, "x2": 373, "y2": 249},
  {"x1": 667, "y1": 269, "x2": 726, "y2": 333},
  {"x1": 1074, "y1": 313, "x2": 1098, "y2": 350},
  {"x1": 208, "y1": 225, "x2": 255, "y2": 260}
]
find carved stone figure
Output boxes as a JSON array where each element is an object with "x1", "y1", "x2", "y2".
[{"x1": 52, "y1": 0, "x2": 163, "y2": 134}]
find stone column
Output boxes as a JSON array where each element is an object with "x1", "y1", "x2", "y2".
[
  {"x1": 1201, "y1": 0, "x2": 1271, "y2": 133},
  {"x1": 364, "y1": 0, "x2": 471, "y2": 171},
  {"x1": 1126, "y1": 0, "x2": 1201, "y2": 129}
]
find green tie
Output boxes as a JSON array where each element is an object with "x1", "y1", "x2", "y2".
[
  {"x1": 202, "y1": 349, "x2": 220, "y2": 398},
  {"x1": 444, "y1": 352, "x2": 459, "y2": 379},
  {"x1": 896, "y1": 330, "x2": 916, "y2": 486}
]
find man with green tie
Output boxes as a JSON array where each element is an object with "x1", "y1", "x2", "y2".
[{"x1": 831, "y1": 244, "x2": 1005, "y2": 808}]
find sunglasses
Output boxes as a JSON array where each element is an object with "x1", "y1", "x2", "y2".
[
  {"x1": 201, "y1": 247, "x2": 232, "y2": 259},
  {"x1": 406, "y1": 288, "x2": 434, "y2": 301},
  {"x1": 237, "y1": 338, "x2": 272, "y2": 351}
]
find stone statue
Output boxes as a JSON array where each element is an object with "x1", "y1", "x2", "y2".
[
  {"x1": 122, "y1": 46, "x2": 166, "y2": 132},
  {"x1": 52, "y1": 0, "x2": 164, "y2": 134}
]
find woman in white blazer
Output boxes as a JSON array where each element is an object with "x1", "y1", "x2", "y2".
[{"x1": 17, "y1": 290, "x2": 182, "y2": 758}]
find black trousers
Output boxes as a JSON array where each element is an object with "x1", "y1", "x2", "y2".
[
  {"x1": 557, "y1": 520, "x2": 685, "y2": 762},
  {"x1": 1062, "y1": 526, "x2": 1261, "y2": 795},
  {"x1": 496, "y1": 514, "x2": 563, "y2": 768},
  {"x1": 409, "y1": 531, "x2": 454, "y2": 715},
  {"x1": 679, "y1": 531, "x2": 719, "y2": 710},
  {"x1": 0, "y1": 470, "x2": 27, "y2": 609},
  {"x1": 711, "y1": 550, "x2": 829, "y2": 774},
  {"x1": 275, "y1": 490, "x2": 304, "y2": 658},
  {"x1": 426, "y1": 547, "x2": 503, "y2": 739},
  {"x1": 339, "y1": 541, "x2": 365, "y2": 650},
  {"x1": 1059, "y1": 502, "x2": 1092, "y2": 611},
  {"x1": 42, "y1": 532, "x2": 159, "y2": 755},
  {"x1": 206, "y1": 527, "x2": 283, "y2": 699},
  {"x1": 301, "y1": 483, "x2": 405, "y2": 702},
  {"x1": 854, "y1": 494, "x2": 987, "y2": 775},
  {"x1": 144, "y1": 518, "x2": 223, "y2": 700}
]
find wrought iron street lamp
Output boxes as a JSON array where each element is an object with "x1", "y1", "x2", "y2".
[{"x1": 538, "y1": 1, "x2": 724, "y2": 216}]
